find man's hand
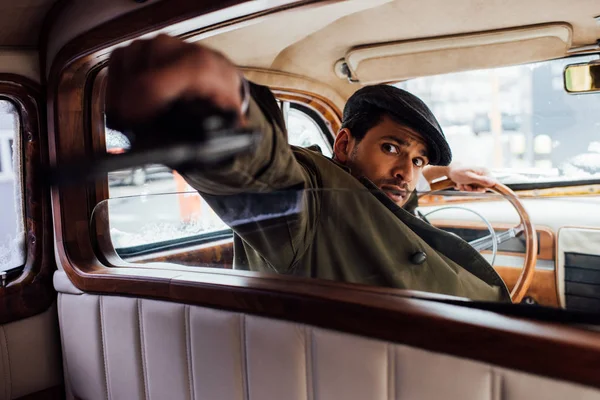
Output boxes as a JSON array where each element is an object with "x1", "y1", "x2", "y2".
[
  {"x1": 105, "y1": 34, "x2": 246, "y2": 139},
  {"x1": 423, "y1": 164, "x2": 497, "y2": 192},
  {"x1": 447, "y1": 164, "x2": 497, "y2": 192}
]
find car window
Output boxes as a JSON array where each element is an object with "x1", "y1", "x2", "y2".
[
  {"x1": 285, "y1": 103, "x2": 333, "y2": 157},
  {"x1": 105, "y1": 98, "x2": 333, "y2": 256},
  {"x1": 0, "y1": 100, "x2": 24, "y2": 272},
  {"x1": 394, "y1": 54, "x2": 600, "y2": 185}
]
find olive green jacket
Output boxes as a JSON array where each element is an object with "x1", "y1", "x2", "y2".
[{"x1": 182, "y1": 82, "x2": 510, "y2": 302}]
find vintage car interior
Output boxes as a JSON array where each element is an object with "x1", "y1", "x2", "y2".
[{"x1": 3, "y1": 0, "x2": 600, "y2": 399}]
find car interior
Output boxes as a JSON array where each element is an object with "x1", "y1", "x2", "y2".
[{"x1": 2, "y1": 0, "x2": 600, "y2": 399}]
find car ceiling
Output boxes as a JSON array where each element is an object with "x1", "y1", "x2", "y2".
[
  {"x1": 0, "y1": 0, "x2": 58, "y2": 46},
  {"x1": 197, "y1": 0, "x2": 600, "y2": 101},
  {"x1": 1, "y1": 0, "x2": 599, "y2": 100}
]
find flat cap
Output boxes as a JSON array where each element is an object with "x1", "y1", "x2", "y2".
[{"x1": 343, "y1": 85, "x2": 452, "y2": 166}]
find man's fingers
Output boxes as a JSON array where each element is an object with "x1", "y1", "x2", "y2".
[
  {"x1": 455, "y1": 183, "x2": 488, "y2": 193},
  {"x1": 145, "y1": 34, "x2": 192, "y2": 69},
  {"x1": 106, "y1": 37, "x2": 242, "y2": 126},
  {"x1": 123, "y1": 39, "x2": 151, "y2": 75},
  {"x1": 464, "y1": 170, "x2": 496, "y2": 187},
  {"x1": 117, "y1": 53, "x2": 238, "y2": 123}
]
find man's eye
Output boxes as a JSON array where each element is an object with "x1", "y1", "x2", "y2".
[
  {"x1": 382, "y1": 143, "x2": 399, "y2": 154},
  {"x1": 413, "y1": 158, "x2": 425, "y2": 167}
]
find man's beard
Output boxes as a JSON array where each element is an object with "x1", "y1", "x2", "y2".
[{"x1": 346, "y1": 148, "x2": 411, "y2": 205}]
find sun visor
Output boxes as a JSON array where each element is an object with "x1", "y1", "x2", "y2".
[{"x1": 338, "y1": 23, "x2": 572, "y2": 84}]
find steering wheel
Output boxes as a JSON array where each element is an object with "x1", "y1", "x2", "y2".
[
  {"x1": 421, "y1": 205, "x2": 500, "y2": 266},
  {"x1": 420, "y1": 178, "x2": 538, "y2": 303}
]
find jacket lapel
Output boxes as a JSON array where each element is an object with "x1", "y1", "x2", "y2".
[{"x1": 359, "y1": 177, "x2": 509, "y2": 292}]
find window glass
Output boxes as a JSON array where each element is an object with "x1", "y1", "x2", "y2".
[
  {"x1": 106, "y1": 126, "x2": 226, "y2": 251},
  {"x1": 105, "y1": 98, "x2": 333, "y2": 257},
  {"x1": 0, "y1": 100, "x2": 24, "y2": 271},
  {"x1": 395, "y1": 54, "x2": 600, "y2": 184},
  {"x1": 287, "y1": 107, "x2": 332, "y2": 157}
]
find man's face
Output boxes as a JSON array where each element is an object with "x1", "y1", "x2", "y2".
[{"x1": 334, "y1": 115, "x2": 429, "y2": 207}]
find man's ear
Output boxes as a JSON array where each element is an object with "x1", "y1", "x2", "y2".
[{"x1": 333, "y1": 128, "x2": 352, "y2": 163}]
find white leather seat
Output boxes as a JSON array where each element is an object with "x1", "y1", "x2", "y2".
[{"x1": 54, "y1": 271, "x2": 600, "y2": 400}]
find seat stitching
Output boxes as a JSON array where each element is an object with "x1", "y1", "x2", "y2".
[
  {"x1": 99, "y1": 297, "x2": 110, "y2": 400},
  {"x1": 305, "y1": 326, "x2": 314, "y2": 400},
  {"x1": 138, "y1": 299, "x2": 149, "y2": 400},
  {"x1": 387, "y1": 344, "x2": 395, "y2": 400},
  {"x1": 491, "y1": 367, "x2": 496, "y2": 400},
  {"x1": 499, "y1": 370, "x2": 504, "y2": 400},
  {"x1": 0, "y1": 324, "x2": 11, "y2": 400},
  {"x1": 185, "y1": 305, "x2": 194, "y2": 400},
  {"x1": 57, "y1": 295, "x2": 72, "y2": 399},
  {"x1": 240, "y1": 315, "x2": 249, "y2": 400},
  {"x1": 491, "y1": 368, "x2": 503, "y2": 400}
]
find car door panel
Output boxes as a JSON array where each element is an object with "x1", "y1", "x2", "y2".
[
  {"x1": 0, "y1": 74, "x2": 62, "y2": 399},
  {"x1": 0, "y1": 304, "x2": 62, "y2": 400}
]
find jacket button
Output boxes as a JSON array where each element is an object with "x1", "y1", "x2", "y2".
[{"x1": 410, "y1": 251, "x2": 427, "y2": 265}]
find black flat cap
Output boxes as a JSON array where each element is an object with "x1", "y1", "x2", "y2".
[{"x1": 343, "y1": 85, "x2": 452, "y2": 166}]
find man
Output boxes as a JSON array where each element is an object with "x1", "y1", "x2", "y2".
[{"x1": 106, "y1": 35, "x2": 510, "y2": 301}]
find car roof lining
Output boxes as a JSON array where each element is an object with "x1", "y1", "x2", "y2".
[{"x1": 194, "y1": 0, "x2": 600, "y2": 101}]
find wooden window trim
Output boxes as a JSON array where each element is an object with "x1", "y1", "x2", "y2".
[
  {"x1": 45, "y1": 0, "x2": 600, "y2": 391},
  {"x1": 0, "y1": 74, "x2": 55, "y2": 325},
  {"x1": 272, "y1": 88, "x2": 342, "y2": 135}
]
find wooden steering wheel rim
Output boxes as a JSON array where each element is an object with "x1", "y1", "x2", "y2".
[{"x1": 428, "y1": 178, "x2": 538, "y2": 303}]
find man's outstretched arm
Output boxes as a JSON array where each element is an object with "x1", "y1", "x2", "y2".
[
  {"x1": 106, "y1": 34, "x2": 306, "y2": 195},
  {"x1": 105, "y1": 34, "x2": 317, "y2": 272}
]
